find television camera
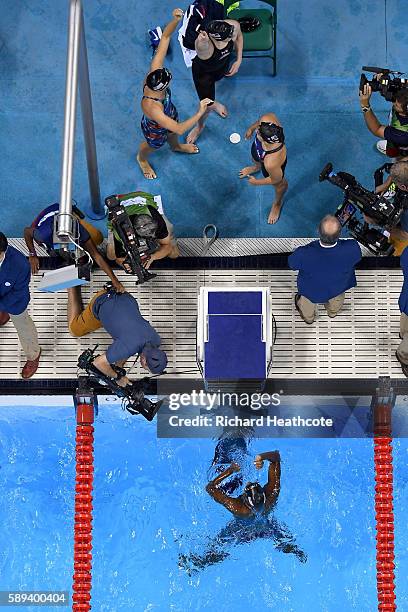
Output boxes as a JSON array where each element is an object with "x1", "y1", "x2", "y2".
[
  {"x1": 319, "y1": 162, "x2": 406, "y2": 256},
  {"x1": 105, "y1": 195, "x2": 159, "y2": 285},
  {"x1": 360, "y1": 66, "x2": 407, "y2": 102}
]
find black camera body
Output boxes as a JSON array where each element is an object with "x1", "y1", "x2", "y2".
[
  {"x1": 105, "y1": 195, "x2": 159, "y2": 284},
  {"x1": 77, "y1": 346, "x2": 163, "y2": 421},
  {"x1": 319, "y1": 163, "x2": 406, "y2": 256},
  {"x1": 360, "y1": 66, "x2": 407, "y2": 102}
]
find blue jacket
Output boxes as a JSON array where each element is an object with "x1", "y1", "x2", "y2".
[
  {"x1": 288, "y1": 239, "x2": 362, "y2": 303},
  {"x1": 0, "y1": 246, "x2": 31, "y2": 315},
  {"x1": 399, "y1": 247, "x2": 408, "y2": 315}
]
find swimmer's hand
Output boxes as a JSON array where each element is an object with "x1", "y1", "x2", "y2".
[
  {"x1": 172, "y1": 8, "x2": 184, "y2": 22},
  {"x1": 230, "y1": 462, "x2": 241, "y2": 473},
  {"x1": 254, "y1": 455, "x2": 264, "y2": 470},
  {"x1": 197, "y1": 30, "x2": 209, "y2": 43},
  {"x1": 245, "y1": 126, "x2": 255, "y2": 140},
  {"x1": 225, "y1": 60, "x2": 241, "y2": 77},
  {"x1": 198, "y1": 98, "x2": 213, "y2": 114}
]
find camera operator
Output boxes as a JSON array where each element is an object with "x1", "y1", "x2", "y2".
[
  {"x1": 359, "y1": 81, "x2": 408, "y2": 159},
  {"x1": 288, "y1": 215, "x2": 362, "y2": 325},
  {"x1": 376, "y1": 161, "x2": 408, "y2": 252},
  {"x1": 67, "y1": 285, "x2": 168, "y2": 384},
  {"x1": 24, "y1": 203, "x2": 125, "y2": 292},
  {"x1": 107, "y1": 192, "x2": 179, "y2": 271}
]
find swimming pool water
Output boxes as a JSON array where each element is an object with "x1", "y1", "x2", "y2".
[{"x1": 1, "y1": 402, "x2": 407, "y2": 611}]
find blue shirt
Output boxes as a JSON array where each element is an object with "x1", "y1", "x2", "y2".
[
  {"x1": 288, "y1": 239, "x2": 362, "y2": 303},
  {"x1": 398, "y1": 247, "x2": 408, "y2": 315},
  {"x1": 92, "y1": 292, "x2": 161, "y2": 363},
  {"x1": 0, "y1": 246, "x2": 31, "y2": 315},
  {"x1": 31, "y1": 203, "x2": 90, "y2": 251}
]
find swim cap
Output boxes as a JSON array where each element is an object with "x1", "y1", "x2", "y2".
[
  {"x1": 243, "y1": 482, "x2": 266, "y2": 509},
  {"x1": 238, "y1": 16, "x2": 261, "y2": 33},
  {"x1": 146, "y1": 68, "x2": 172, "y2": 92},
  {"x1": 258, "y1": 122, "x2": 285, "y2": 144},
  {"x1": 132, "y1": 214, "x2": 159, "y2": 238},
  {"x1": 142, "y1": 344, "x2": 168, "y2": 374},
  {"x1": 207, "y1": 20, "x2": 234, "y2": 41}
]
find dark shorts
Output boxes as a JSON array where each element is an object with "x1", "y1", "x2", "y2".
[{"x1": 191, "y1": 58, "x2": 230, "y2": 101}]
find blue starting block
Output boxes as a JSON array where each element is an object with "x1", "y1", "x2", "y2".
[{"x1": 197, "y1": 287, "x2": 274, "y2": 392}]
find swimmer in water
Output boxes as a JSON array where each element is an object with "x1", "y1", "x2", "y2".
[
  {"x1": 206, "y1": 450, "x2": 281, "y2": 518},
  {"x1": 179, "y1": 450, "x2": 307, "y2": 572}
]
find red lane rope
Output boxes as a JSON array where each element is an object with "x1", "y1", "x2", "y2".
[
  {"x1": 72, "y1": 404, "x2": 95, "y2": 611},
  {"x1": 374, "y1": 436, "x2": 396, "y2": 611}
]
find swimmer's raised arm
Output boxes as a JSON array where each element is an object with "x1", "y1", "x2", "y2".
[
  {"x1": 206, "y1": 463, "x2": 251, "y2": 517},
  {"x1": 245, "y1": 118, "x2": 261, "y2": 140},
  {"x1": 254, "y1": 451, "x2": 281, "y2": 509},
  {"x1": 150, "y1": 8, "x2": 184, "y2": 72}
]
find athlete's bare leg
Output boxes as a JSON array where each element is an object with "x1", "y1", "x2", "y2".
[
  {"x1": 137, "y1": 142, "x2": 157, "y2": 179},
  {"x1": 186, "y1": 101, "x2": 228, "y2": 144},
  {"x1": 268, "y1": 178, "x2": 288, "y2": 224}
]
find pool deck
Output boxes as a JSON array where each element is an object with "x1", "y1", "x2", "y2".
[{"x1": 0, "y1": 239, "x2": 404, "y2": 381}]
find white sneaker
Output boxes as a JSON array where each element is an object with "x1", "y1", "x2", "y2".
[{"x1": 376, "y1": 140, "x2": 387, "y2": 155}]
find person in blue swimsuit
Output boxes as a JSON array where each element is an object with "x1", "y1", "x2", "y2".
[
  {"x1": 239, "y1": 113, "x2": 289, "y2": 225},
  {"x1": 137, "y1": 8, "x2": 212, "y2": 180}
]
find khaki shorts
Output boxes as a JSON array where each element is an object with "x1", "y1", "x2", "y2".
[
  {"x1": 79, "y1": 219, "x2": 104, "y2": 246},
  {"x1": 69, "y1": 290, "x2": 106, "y2": 337}
]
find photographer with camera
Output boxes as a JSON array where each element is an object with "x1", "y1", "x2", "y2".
[
  {"x1": 24, "y1": 202, "x2": 125, "y2": 292},
  {"x1": 359, "y1": 78, "x2": 408, "y2": 159},
  {"x1": 106, "y1": 191, "x2": 179, "y2": 272},
  {"x1": 288, "y1": 215, "x2": 361, "y2": 325},
  {"x1": 67, "y1": 284, "x2": 168, "y2": 384},
  {"x1": 375, "y1": 161, "x2": 408, "y2": 252}
]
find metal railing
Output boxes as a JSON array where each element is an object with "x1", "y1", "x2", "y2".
[{"x1": 58, "y1": 0, "x2": 102, "y2": 238}]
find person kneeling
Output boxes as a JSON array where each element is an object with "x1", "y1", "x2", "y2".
[
  {"x1": 107, "y1": 191, "x2": 179, "y2": 272},
  {"x1": 67, "y1": 285, "x2": 167, "y2": 383}
]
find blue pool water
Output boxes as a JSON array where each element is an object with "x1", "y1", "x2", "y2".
[{"x1": 1, "y1": 401, "x2": 408, "y2": 611}]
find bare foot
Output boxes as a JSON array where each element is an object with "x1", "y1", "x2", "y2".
[
  {"x1": 186, "y1": 124, "x2": 204, "y2": 144},
  {"x1": 172, "y1": 143, "x2": 199, "y2": 154},
  {"x1": 213, "y1": 101, "x2": 228, "y2": 118},
  {"x1": 239, "y1": 165, "x2": 260, "y2": 178},
  {"x1": 268, "y1": 202, "x2": 282, "y2": 224},
  {"x1": 136, "y1": 154, "x2": 157, "y2": 179}
]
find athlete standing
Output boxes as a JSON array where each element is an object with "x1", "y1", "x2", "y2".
[
  {"x1": 240, "y1": 113, "x2": 288, "y2": 224},
  {"x1": 187, "y1": 19, "x2": 243, "y2": 144},
  {"x1": 137, "y1": 8, "x2": 212, "y2": 179}
]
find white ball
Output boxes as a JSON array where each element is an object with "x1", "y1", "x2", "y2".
[{"x1": 229, "y1": 132, "x2": 241, "y2": 144}]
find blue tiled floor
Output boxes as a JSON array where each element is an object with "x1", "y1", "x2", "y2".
[{"x1": 1, "y1": 0, "x2": 407, "y2": 238}]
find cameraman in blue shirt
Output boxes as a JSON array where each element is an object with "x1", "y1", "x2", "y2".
[{"x1": 288, "y1": 215, "x2": 362, "y2": 324}]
